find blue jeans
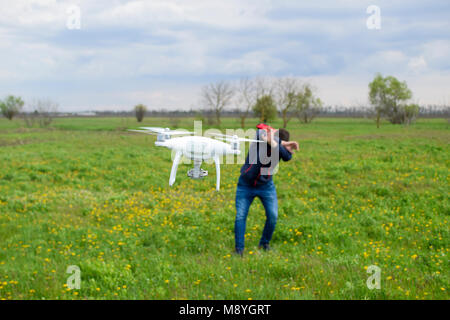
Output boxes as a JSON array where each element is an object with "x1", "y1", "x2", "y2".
[{"x1": 234, "y1": 179, "x2": 278, "y2": 251}]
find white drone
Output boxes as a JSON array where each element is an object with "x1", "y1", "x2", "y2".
[{"x1": 128, "y1": 127, "x2": 263, "y2": 191}]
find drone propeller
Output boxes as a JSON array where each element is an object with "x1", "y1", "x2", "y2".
[
  {"x1": 128, "y1": 127, "x2": 193, "y2": 135},
  {"x1": 207, "y1": 132, "x2": 264, "y2": 143},
  {"x1": 138, "y1": 127, "x2": 168, "y2": 133},
  {"x1": 127, "y1": 129, "x2": 155, "y2": 134}
]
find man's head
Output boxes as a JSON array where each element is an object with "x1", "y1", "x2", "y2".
[{"x1": 276, "y1": 128, "x2": 290, "y2": 142}]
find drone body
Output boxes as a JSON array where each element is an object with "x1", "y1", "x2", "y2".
[{"x1": 128, "y1": 127, "x2": 262, "y2": 191}]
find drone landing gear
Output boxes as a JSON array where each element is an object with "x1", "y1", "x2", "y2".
[
  {"x1": 188, "y1": 160, "x2": 208, "y2": 179},
  {"x1": 169, "y1": 153, "x2": 221, "y2": 191}
]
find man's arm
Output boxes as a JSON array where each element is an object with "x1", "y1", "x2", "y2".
[
  {"x1": 281, "y1": 141, "x2": 299, "y2": 154},
  {"x1": 260, "y1": 128, "x2": 299, "y2": 161},
  {"x1": 278, "y1": 139, "x2": 292, "y2": 161}
]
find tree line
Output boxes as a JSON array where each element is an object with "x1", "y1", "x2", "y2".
[
  {"x1": 2, "y1": 74, "x2": 449, "y2": 127},
  {"x1": 199, "y1": 77, "x2": 322, "y2": 128},
  {"x1": 133, "y1": 74, "x2": 433, "y2": 127}
]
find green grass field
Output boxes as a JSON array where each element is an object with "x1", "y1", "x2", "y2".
[{"x1": 0, "y1": 116, "x2": 448, "y2": 300}]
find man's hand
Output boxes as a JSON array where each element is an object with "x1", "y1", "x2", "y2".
[{"x1": 281, "y1": 140, "x2": 299, "y2": 153}]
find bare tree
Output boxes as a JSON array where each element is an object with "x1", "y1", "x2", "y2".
[
  {"x1": 23, "y1": 109, "x2": 37, "y2": 128},
  {"x1": 254, "y1": 76, "x2": 275, "y2": 101},
  {"x1": 36, "y1": 99, "x2": 58, "y2": 127},
  {"x1": 201, "y1": 80, "x2": 234, "y2": 125},
  {"x1": 24, "y1": 98, "x2": 58, "y2": 127},
  {"x1": 275, "y1": 77, "x2": 301, "y2": 128},
  {"x1": 236, "y1": 77, "x2": 256, "y2": 128}
]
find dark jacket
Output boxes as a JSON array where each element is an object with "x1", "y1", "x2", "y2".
[{"x1": 238, "y1": 129, "x2": 292, "y2": 187}]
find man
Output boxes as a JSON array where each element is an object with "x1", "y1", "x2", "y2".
[{"x1": 234, "y1": 125, "x2": 299, "y2": 256}]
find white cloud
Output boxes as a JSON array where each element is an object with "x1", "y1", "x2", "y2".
[
  {"x1": 94, "y1": 0, "x2": 272, "y2": 30},
  {"x1": 408, "y1": 56, "x2": 427, "y2": 73},
  {"x1": 121, "y1": 86, "x2": 200, "y2": 109},
  {"x1": 357, "y1": 50, "x2": 409, "y2": 74},
  {"x1": 223, "y1": 51, "x2": 288, "y2": 75},
  {"x1": 0, "y1": 0, "x2": 66, "y2": 31},
  {"x1": 421, "y1": 40, "x2": 450, "y2": 69}
]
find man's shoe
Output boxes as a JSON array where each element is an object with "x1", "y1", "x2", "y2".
[
  {"x1": 258, "y1": 243, "x2": 270, "y2": 251},
  {"x1": 234, "y1": 248, "x2": 244, "y2": 257}
]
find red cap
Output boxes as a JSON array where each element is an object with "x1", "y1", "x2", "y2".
[{"x1": 256, "y1": 123, "x2": 275, "y2": 131}]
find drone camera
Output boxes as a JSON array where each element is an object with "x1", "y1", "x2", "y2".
[{"x1": 156, "y1": 133, "x2": 166, "y2": 142}]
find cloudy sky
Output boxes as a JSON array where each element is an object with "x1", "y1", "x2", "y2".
[{"x1": 0, "y1": 0, "x2": 449, "y2": 111}]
